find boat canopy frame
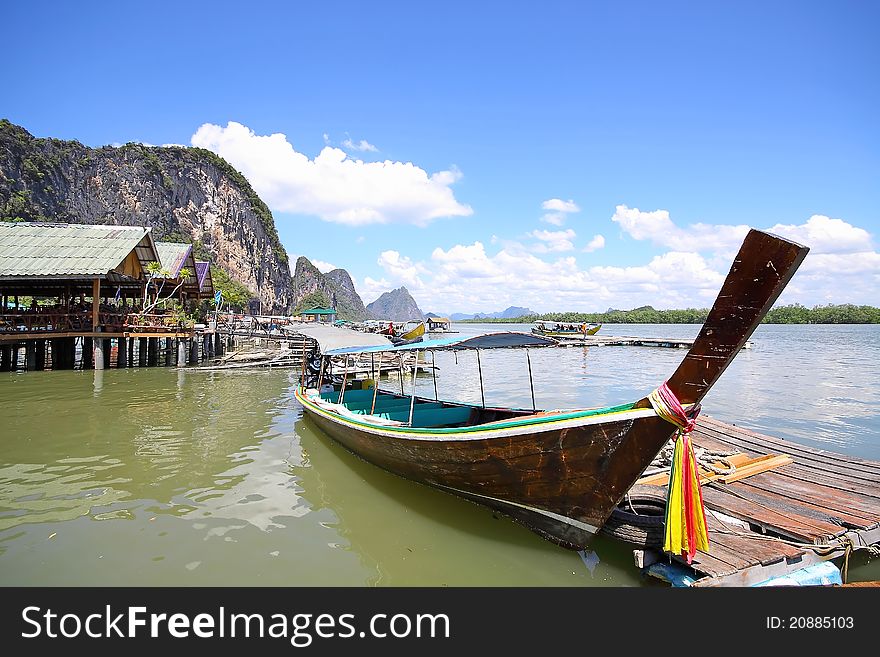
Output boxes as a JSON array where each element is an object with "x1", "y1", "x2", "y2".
[{"x1": 315, "y1": 332, "x2": 558, "y2": 426}]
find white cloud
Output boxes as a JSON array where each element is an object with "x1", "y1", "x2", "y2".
[
  {"x1": 583, "y1": 234, "x2": 605, "y2": 253},
  {"x1": 388, "y1": 240, "x2": 731, "y2": 313},
  {"x1": 376, "y1": 250, "x2": 425, "y2": 288},
  {"x1": 766, "y1": 215, "x2": 873, "y2": 254},
  {"x1": 540, "y1": 198, "x2": 580, "y2": 225},
  {"x1": 542, "y1": 198, "x2": 580, "y2": 213},
  {"x1": 611, "y1": 205, "x2": 752, "y2": 251},
  {"x1": 357, "y1": 276, "x2": 394, "y2": 305},
  {"x1": 369, "y1": 207, "x2": 880, "y2": 313},
  {"x1": 191, "y1": 121, "x2": 472, "y2": 226},
  {"x1": 540, "y1": 212, "x2": 567, "y2": 226},
  {"x1": 342, "y1": 137, "x2": 378, "y2": 153},
  {"x1": 287, "y1": 252, "x2": 337, "y2": 274},
  {"x1": 312, "y1": 259, "x2": 338, "y2": 273},
  {"x1": 528, "y1": 228, "x2": 577, "y2": 252}
]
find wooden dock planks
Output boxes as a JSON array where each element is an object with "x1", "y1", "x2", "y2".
[{"x1": 641, "y1": 415, "x2": 880, "y2": 586}]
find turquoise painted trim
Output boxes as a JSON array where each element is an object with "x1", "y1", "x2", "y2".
[{"x1": 298, "y1": 388, "x2": 637, "y2": 435}]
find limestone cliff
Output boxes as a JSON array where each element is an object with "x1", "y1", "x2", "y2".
[
  {"x1": 366, "y1": 287, "x2": 425, "y2": 321},
  {"x1": 0, "y1": 119, "x2": 291, "y2": 313},
  {"x1": 290, "y1": 256, "x2": 368, "y2": 321}
]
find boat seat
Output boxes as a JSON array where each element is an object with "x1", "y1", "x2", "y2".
[
  {"x1": 375, "y1": 405, "x2": 473, "y2": 427},
  {"x1": 320, "y1": 389, "x2": 376, "y2": 404},
  {"x1": 346, "y1": 398, "x2": 416, "y2": 413},
  {"x1": 340, "y1": 394, "x2": 405, "y2": 410},
  {"x1": 372, "y1": 402, "x2": 445, "y2": 420}
]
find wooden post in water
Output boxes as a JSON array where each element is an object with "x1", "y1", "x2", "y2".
[
  {"x1": 116, "y1": 335, "x2": 127, "y2": 368},
  {"x1": 127, "y1": 338, "x2": 135, "y2": 367},
  {"x1": 177, "y1": 339, "x2": 187, "y2": 367},
  {"x1": 82, "y1": 337, "x2": 94, "y2": 369},
  {"x1": 138, "y1": 338, "x2": 147, "y2": 367},
  {"x1": 92, "y1": 279, "x2": 100, "y2": 332},
  {"x1": 0, "y1": 345, "x2": 11, "y2": 372},
  {"x1": 148, "y1": 337, "x2": 158, "y2": 366},
  {"x1": 91, "y1": 278, "x2": 103, "y2": 370},
  {"x1": 189, "y1": 338, "x2": 199, "y2": 364},
  {"x1": 94, "y1": 336, "x2": 105, "y2": 370},
  {"x1": 26, "y1": 342, "x2": 36, "y2": 371},
  {"x1": 35, "y1": 339, "x2": 46, "y2": 371},
  {"x1": 165, "y1": 338, "x2": 173, "y2": 366}
]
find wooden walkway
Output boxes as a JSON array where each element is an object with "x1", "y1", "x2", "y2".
[
  {"x1": 639, "y1": 416, "x2": 880, "y2": 586},
  {"x1": 554, "y1": 335, "x2": 753, "y2": 349}
]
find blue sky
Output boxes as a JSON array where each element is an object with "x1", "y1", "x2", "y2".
[{"x1": 4, "y1": 1, "x2": 878, "y2": 313}]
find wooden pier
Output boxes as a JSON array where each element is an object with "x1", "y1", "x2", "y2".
[
  {"x1": 554, "y1": 334, "x2": 753, "y2": 349},
  {"x1": 630, "y1": 416, "x2": 880, "y2": 586}
]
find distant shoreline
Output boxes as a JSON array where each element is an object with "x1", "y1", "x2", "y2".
[{"x1": 455, "y1": 303, "x2": 880, "y2": 325}]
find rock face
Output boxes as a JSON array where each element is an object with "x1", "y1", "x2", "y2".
[
  {"x1": 290, "y1": 256, "x2": 368, "y2": 321},
  {"x1": 0, "y1": 120, "x2": 291, "y2": 313},
  {"x1": 366, "y1": 286, "x2": 425, "y2": 321},
  {"x1": 324, "y1": 268, "x2": 368, "y2": 321}
]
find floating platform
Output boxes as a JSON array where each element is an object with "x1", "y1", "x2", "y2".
[
  {"x1": 630, "y1": 416, "x2": 880, "y2": 586},
  {"x1": 554, "y1": 335, "x2": 753, "y2": 349}
]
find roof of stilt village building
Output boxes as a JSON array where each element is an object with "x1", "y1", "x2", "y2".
[
  {"x1": 0, "y1": 222, "x2": 159, "y2": 279},
  {"x1": 154, "y1": 241, "x2": 202, "y2": 296},
  {"x1": 0, "y1": 223, "x2": 213, "y2": 299},
  {"x1": 194, "y1": 261, "x2": 214, "y2": 298}
]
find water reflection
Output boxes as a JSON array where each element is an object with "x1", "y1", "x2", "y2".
[
  {"x1": 292, "y1": 414, "x2": 636, "y2": 586},
  {"x1": 0, "y1": 324, "x2": 877, "y2": 585}
]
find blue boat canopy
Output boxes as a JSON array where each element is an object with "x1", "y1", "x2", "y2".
[{"x1": 324, "y1": 331, "x2": 557, "y2": 356}]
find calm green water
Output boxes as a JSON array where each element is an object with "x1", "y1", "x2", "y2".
[{"x1": 1, "y1": 324, "x2": 878, "y2": 585}]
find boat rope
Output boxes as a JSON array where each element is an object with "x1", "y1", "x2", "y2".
[
  {"x1": 648, "y1": 382, "x2": 709, "y2": 564},
  {"x1": 649, "y1": 443, "x2": 738, "y2": 477}
]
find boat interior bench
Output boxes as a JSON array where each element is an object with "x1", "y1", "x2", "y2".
[
  {"x1": 319, "y1": 389, "x2": 474, "y2": 427},
  {"x1": 320, "y1": 389, "x2": 376, "y2": 404},
  {"x1": 378, "y1": 405, "x2": 474, "y2": 428}
]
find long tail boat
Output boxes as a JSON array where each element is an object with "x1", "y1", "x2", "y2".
[
  {"x1": 532, "y1": 321, "x2": 602, "y2": 337},
  {"x1": 295, "y1": 230, "x2": 808, "y2": 549}
]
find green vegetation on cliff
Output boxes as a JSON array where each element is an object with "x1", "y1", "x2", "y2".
[
  {"x1": 463, "y1": 304, "x2": 880, "y2": 324},
  {"x1": 0, "y1": 119, "x2": 287, "y2": 266}
]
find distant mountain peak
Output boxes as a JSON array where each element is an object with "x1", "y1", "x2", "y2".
[
  {"x1": 448, "y1": 306, "x2": 537, "y2": 321},
  {"x1": 366, "y1": 287, "x2": 425, "y2": 321}
]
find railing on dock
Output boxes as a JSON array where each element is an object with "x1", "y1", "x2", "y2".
[{"x1": 0, "y1": 311, "x2": 194, "y2": 335}]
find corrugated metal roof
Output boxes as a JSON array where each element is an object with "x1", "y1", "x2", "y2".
[
  {"x1": 155, "y1": 242, "x2": 193, "y2": 279},
  {"x1": 195, "y1": 261, "x2": 214, "y2": 296},
  {"x1": 0, "y1": 222, "x2": 155, "y2": 277}
]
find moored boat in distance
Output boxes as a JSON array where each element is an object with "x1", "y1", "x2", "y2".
[
  {"x1": 532, "y1": 320, "x2": 601, "y2": 337},
  {"x1": 295, "y1": 229, "x2": 809, "y2": 549}
]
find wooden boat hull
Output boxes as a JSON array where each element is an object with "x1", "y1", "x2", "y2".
[
  {"x1": 398, "y1": 322, "x2": 426, "y2": 340},
  {"x1": 294, "y1": 229, "x2": 809, "y2": 550},
  {"x1": 296, "y1": 388, "x2": 677, "y2": 548}
]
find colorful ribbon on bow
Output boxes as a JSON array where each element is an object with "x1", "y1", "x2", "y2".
[{"x1": 648, "y1": 382, "x2": 709, "y2": 564}]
